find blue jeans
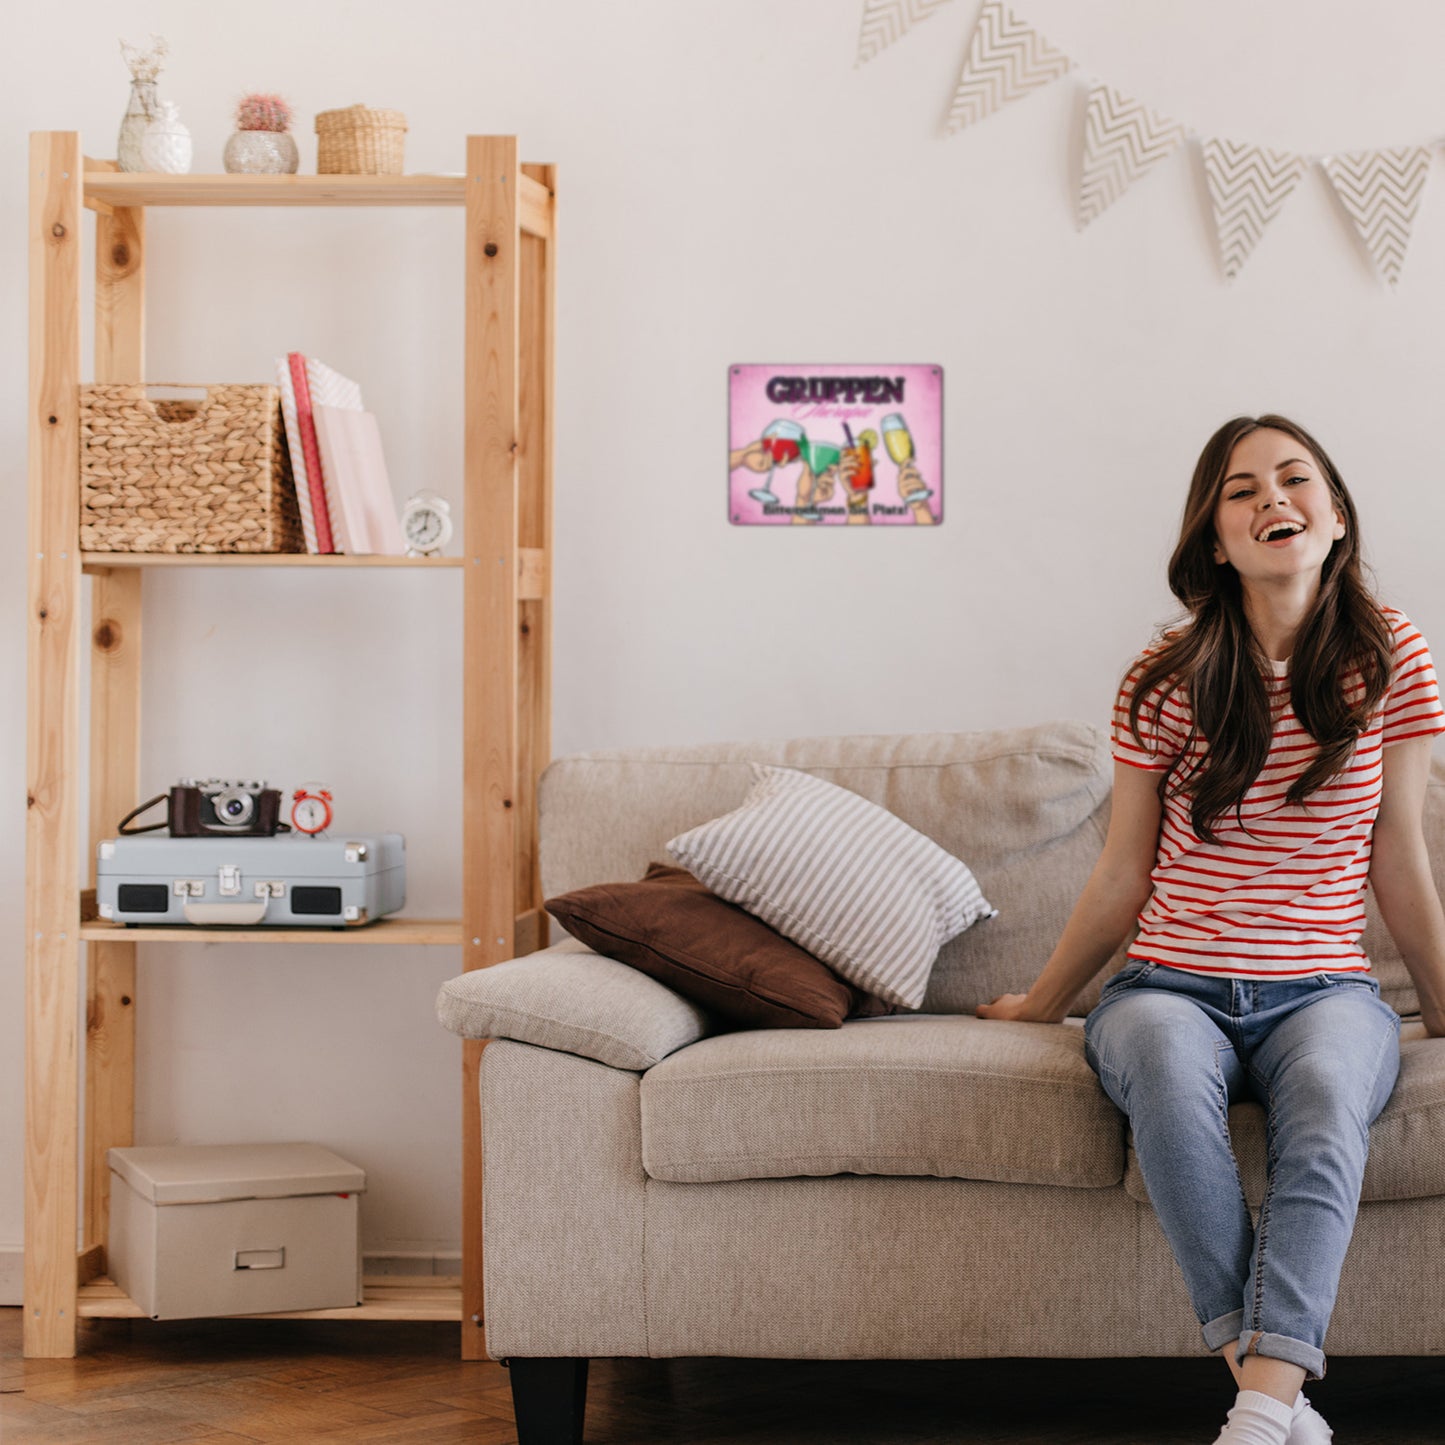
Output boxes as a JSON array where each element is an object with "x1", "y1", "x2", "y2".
[{"x1": 1083, "y1": 960, "x2": 1401, "y2": 1381}]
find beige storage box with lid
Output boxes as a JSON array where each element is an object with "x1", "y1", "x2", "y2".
[{"x1": 107, "y1": 1142, "x2": 365, "y2": 1320}]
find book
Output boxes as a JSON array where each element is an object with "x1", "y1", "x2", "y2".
[
  {"x1": 275, "y1": 356, "x2": 326, "y2": 553},
  {"x1": 300, "y1": 357, "x2": 365, "y2": 552},
  {"x1": 281, "y1": 353, "x2": 335, "y2": 553},
  {"x1": 312, "y1": 404, "x2": 406, "y2": 556}
]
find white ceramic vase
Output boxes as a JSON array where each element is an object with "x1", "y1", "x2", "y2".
[
  {"x1": 141, "y1": 101, "x2": 193, "y2": 175},
  {"x1": 223, "y1": 129, "x2": 299, "y2": 175}
]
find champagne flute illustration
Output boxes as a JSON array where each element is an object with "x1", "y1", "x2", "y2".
[
  {"x1": 749, "y1": 419, "x2": 806, "y2": 508},
  {"x1": 882, "y1": 413, "x2": 931, "y2": 501}
]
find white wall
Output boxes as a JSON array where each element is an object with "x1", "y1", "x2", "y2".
[{"x1": 5, "y1": 0, "x2": 1445, "y2": 1277}]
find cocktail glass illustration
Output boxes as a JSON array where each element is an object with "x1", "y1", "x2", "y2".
[
  {"x1": 749, "y1": 419, "x2": 806, "y2": 507},
  {"x1": 843, "y1": 424, "x2": 876, "y2": 492},
  {"x1": 797, "y1": 436, "x2": 843, "y2": 520},
  {"x1": 801, "y1": 436, "x2": 842, "y2": 476},
  {"x1": 882, "y1": 413, "x2": 931, "y2": 501}
]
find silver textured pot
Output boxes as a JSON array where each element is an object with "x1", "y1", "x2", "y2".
[{"x1": 223, "y1": 130, "x2": 299, "y2": 175}]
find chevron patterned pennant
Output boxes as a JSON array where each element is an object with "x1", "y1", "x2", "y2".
[
  {"x1": 1077, "y1": 83, "x2": 1189, "y2": 228},
  {"x1": 1202, "y1": 139, "x2": 1307, "y2": 281},
  {"x1": 856, "y1": 0, "x2": 956, "y2": 67},
  {"x1": 1320, "y1": 147, "x2": 1433, "y2": 288},
  {"x1": 945, "y1": 0, "x2": 1072, "y2": 132}
]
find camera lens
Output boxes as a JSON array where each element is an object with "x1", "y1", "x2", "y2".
[{"x1": 215, "y1": 788, "x2": 254, "y2": 826}]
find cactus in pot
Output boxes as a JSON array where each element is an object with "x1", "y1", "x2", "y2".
[{"x1": 224, "y1": 92, "x2": 299, "y2": 174}]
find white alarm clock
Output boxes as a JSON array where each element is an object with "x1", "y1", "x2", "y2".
[
  {"x1": 401, "y1": 491, "x2": 454, "y2": 557},
  {"x1": 290, "y1": 784, "x2": 333, "y2": 836}
]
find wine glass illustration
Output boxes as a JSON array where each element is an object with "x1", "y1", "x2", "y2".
[
  {"x1": 882, "y1": 413, "x2": 931, "y2": 502},
  {"x1": 749, "y1": 419, "x2": 806, "y2": 507}
]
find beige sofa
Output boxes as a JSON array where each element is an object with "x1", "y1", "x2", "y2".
[{"x1": 437, "y1": 722, "x2": 1445, "y2": 1444}]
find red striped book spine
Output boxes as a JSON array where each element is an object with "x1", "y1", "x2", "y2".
[{"x1": 288, "y1": 352, "x2": 335, "y2": 553}]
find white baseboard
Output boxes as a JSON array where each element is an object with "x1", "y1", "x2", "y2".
[
  {"x1": 362, "y1": 1251, "x2": 462, "y2": 1277},
  {"x1": 0, "y1": 1247, "x2": 21, "y2": 1306},
  {"x1": 0, "y1": 1247, "x2": 459, "y2": 1304}
]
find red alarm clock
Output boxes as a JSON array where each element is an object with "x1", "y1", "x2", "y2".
[{"x1": 290, "y1": 785, "x2": 333, "y2": 836}]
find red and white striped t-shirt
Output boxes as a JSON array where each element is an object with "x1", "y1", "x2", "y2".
[{"x1": 1112, "y1": 606, "x2": 1445, "y2": 979}]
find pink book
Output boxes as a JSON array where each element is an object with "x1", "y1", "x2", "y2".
[
  {"x1": 313, "y1": 405, "x2": 406, "y2": 556},
  {"x1": 288, "y1": 352, "x2": 335, "y2": 553}
]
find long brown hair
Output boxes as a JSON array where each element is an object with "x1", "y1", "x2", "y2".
[{"x1": 1128, "y1": 414, "x2": 1393, "y2": 843}]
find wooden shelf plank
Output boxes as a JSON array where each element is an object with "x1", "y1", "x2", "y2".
[
  {"x1": 82, "y1": 552, "x2": 464, "y2": 570},
  {"x1": 80, "y1": 917, "x2": 465, "y2": 945},
  {"x1": 78, "y1": 1276, "x2": 464, "y2": 1322},
  {"x1": 81, "y1": 547, "x2": 546, "y2": 595},
  {"x1": 85, "y1": 172, "x2": 468, "y2": 208},
  {"x1": 81, "y1": 169, "x2": 554, "y2": 238}
]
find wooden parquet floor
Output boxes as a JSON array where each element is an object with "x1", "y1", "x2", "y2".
[{"x1": 3, "y1": 1308, "x2": 1444, "y2": 1443}]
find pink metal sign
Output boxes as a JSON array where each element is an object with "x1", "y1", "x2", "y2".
[{"x1": 728, "y1": 363, "x2": 943, "y2": 526}]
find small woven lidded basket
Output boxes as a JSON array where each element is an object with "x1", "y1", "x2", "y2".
[
  {"x1": 315, "y1": 104, "x2": 407, "y2": 175},
  {"x1": 80, "y1": 384, "x2": 304, "y2": 554}
]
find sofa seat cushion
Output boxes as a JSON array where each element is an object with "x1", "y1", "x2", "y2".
[
  {"x1": 1124, "y1": 1019, "x2": 1445, "y2": 1207},
  {"x1": 639, "y1": 1015, "x2": 1124, "y2": 1187}
]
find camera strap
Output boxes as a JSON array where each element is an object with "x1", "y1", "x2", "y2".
[{"x1": 117, "y1": 793, "x2": 172, "y2": 835}]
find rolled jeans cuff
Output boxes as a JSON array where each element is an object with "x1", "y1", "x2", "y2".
[
  {"x1": 1203, "y1": 1309, "x2": 1245, "y2": 1353},
  {"x1": 1233, "y1": 1329, "x2": 1328, "y2": 1382}
]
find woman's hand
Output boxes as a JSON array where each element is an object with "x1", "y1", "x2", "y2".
[{"x1": 975, "y1": 993, "x2": 1056, "y2": 1023}]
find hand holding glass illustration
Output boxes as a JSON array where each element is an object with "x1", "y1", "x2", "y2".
[
  {"x1": 897, "y1": 459, "x2": 936, "y2": 525},
  {"x1": 882, "y1": 413, "x2": 931, "y2": 503},
  {"x1": 746, "y1": 419, "x2": 806, "y2": 508}
]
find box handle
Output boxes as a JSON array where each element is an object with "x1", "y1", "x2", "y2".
[
  {"x1": 234, "y1": 1247, "x2": 286, "y2": 1271},
  {"x1": 133, "y1": 385, "x2": 214, "y2": 428}
]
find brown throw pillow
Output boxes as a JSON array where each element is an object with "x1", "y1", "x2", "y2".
[{"x1": 545, "y1": 863, "x2": 894, "y2": 1029}]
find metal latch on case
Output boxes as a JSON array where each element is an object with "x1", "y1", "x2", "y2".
[
  {"x1": 233, "y1": 1247, "x2": 285, "y2": 1271},
  {"x1": 218, "y1": 864, "x2": 242, "y2": 897}
]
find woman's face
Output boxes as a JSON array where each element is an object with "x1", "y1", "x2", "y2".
[{"x1": 1210, "y1": 428, "x2": 1346, "y2": 586}]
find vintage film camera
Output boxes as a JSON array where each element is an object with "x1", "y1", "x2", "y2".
[{"x1": 118, "y1": 779, "x2": 289, "y2": 837}]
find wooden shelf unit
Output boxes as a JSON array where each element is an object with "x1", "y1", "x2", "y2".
[{"x1": 25, "y1": 134, "x2": 556, "y2": 1359}]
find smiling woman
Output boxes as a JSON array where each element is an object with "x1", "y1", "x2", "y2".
[
  {"x1": 1132, "y1": 414, "x2": 1392, "y2": 840},
  {"x1": 976, "y1": 411, "x2": 1445, "y2": 1445}
]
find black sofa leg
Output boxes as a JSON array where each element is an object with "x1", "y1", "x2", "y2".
[{"x1": 508, "y1": 1357, "x2": 590, "y2": 1444}]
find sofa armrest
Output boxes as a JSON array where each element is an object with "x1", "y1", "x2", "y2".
[{"x1": 436, "y1": 940, "x2": 711, "y2": 1071}]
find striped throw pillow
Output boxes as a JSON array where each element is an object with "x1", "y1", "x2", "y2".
[{"x1": 666, "y1": 766, "x2": 996, "y2": 1010}]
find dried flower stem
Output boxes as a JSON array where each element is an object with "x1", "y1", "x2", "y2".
[{"x1": 119, "y1": 34, "x2": 168, "y2": 83}]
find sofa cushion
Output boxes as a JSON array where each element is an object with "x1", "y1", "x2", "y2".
[
  {"x1": 639, "y1": 1015, "x2": 1124, "y2": 1188},
  {"x1": 667, "y1": 765, "x2": 996, "y2": 1010},
  {"x1": 545, "y1": 863, "x2": 894, "y2": 1029},
  {"x1": 1123, "y1": 1019, "x2": 1445, "y2": 1206},
  {"x1": 436, "y1": 941, "x2": 709, "y2": 1071}
]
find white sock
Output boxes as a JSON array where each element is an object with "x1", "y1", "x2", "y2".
[
  {"x1": 1288, "y1": 1390, "x2": 1334, "y2": 1444},
  {"x1": 1212, "y1": 1388, "x2": 1295, "y2": 1445}
]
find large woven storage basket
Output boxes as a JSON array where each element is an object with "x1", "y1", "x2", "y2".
[
  {"x1": 80, "y1": 384, "x2": 305, "y2": 554},
  {"x1": 315, "y1": 105, "x2": 407, "y2": 175}
]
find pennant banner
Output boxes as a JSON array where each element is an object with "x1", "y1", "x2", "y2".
[
  {"x1": 1320, "y1": 147, "x2": 1432, "y2": 289},
  {"x1": 1202, "y1": 139, "x2": 1307, "y2": 282},
  {"x1": 945, "y1": 0, "x2": 1071, "y2": 133},
  {"x1": 919, "y1": 2, "x2": 1443, "y2": 284},
  {"x1": 856, "y1": 0, "x2": 955, "y2": 67},
  {"x1": 1077, "y1": 82, "x2": 1189, "y2": 229}
]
